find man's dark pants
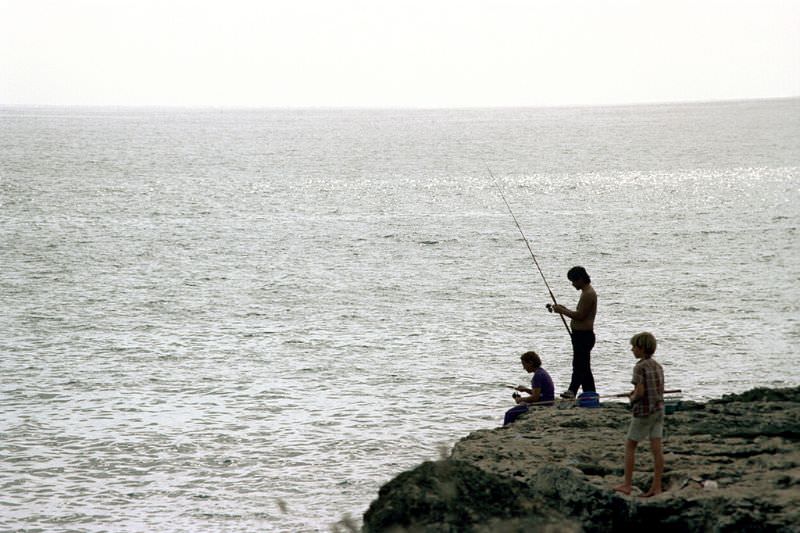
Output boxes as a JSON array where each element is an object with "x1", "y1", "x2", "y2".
[{"x1": 568, "y1": 330, "x2": 596, "y2": 393}]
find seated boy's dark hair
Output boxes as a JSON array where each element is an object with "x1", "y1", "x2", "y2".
[
  {"x1": 521, "y1": 351, "x2": 542, "y2": 368},
  {"x1": 567, "y1": 266, "x2": 590, "y2": 283}
]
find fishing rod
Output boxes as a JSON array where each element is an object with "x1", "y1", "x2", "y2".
[
  {"x1": 610, "y1": 389, "x2": 683, "y2": 398},
  {"x1": 488, "y1": 168, "x2": 571, "y2": 337},
  {"x1": 505, "y1": 385, "x2": 683, "y2": 396},
  {"x1": 502, "y1": 385, "x2": 683, "y2": 405}
]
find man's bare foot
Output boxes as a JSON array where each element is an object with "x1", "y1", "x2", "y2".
[
  {"x1": 640, "y1": 489, "x2": 662, "y2": 498},
  {"x1": 613, "y1": 484, "x2": 632, "y2": 495}
]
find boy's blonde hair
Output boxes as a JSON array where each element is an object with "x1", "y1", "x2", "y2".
[{"x1": 630, "y1": 332, "x2": 657, "y2": 356}]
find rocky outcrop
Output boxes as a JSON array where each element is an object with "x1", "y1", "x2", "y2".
[{"x1": 363, "y1": 387, "x2": 800, "y2": 532}]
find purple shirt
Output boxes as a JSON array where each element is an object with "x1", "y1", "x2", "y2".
[{"x1": 532, "y1": 367, "x2": 555, "y2": 403}]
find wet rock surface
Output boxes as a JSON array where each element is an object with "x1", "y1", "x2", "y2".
[{"x1": 363, "y1": 387, "x2": 800, "y2": 532}]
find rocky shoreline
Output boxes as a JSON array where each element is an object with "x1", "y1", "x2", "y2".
[{"x1": 362, "y1": 387, "x2": 800, "y2": 532}]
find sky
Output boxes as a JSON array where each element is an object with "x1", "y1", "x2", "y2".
[{"x1": 1, "y1": 0, "x2": 798, "y2": 108}]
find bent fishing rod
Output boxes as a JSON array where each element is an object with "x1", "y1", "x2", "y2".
[{"x1": 488, "y1": 167, "x2": 571, "y2": 337}]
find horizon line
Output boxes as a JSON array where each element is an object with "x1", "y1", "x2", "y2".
[{"x1": 1, "y1": 95, "x2": 798, "y2": 112}]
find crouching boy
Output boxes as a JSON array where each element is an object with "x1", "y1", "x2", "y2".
[{"x1": 503, "y1": 351, "x2": 555, "y2": 426}]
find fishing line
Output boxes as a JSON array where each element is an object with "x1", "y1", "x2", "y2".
[{"x1": 487, "y1": 167, "x2": 571, "y2": 337}]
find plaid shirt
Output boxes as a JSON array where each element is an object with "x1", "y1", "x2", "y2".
[{"x1": 631, "y1": 357, "x2": 664, "y2": 417}]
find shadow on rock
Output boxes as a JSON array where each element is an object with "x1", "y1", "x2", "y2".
[{"x1": 362, "y1": 460, "x2": 580, "y2": 532}]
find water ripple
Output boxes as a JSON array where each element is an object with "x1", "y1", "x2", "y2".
[{"x1": 2, "y1": 103, "x2": 799, "y2": 531}]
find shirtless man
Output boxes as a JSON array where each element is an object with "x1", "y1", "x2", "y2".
[{"x1": 551, "y1": 266, "x2": 597, "y2": 399}]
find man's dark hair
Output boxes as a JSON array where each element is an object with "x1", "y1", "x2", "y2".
[{"x1": 567, "y1": 266, "x2": 590, "y2": 284}]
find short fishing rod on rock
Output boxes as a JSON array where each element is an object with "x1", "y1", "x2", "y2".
[{"x1": 488, "y1": 167, "x2": 571, "y2": 337}]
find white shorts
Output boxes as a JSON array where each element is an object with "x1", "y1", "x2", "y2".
[{"x1": 626, "y1": 409, "x2": 664, "y2": 442}]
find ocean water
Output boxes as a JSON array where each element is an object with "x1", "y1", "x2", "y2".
[{"x1": 1, "y1": 99, "x2": 799, "y2": 532}]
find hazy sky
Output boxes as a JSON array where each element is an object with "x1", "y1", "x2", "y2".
[{"x1": 1, "y1": 0, "x2": 798, "y2": 107}]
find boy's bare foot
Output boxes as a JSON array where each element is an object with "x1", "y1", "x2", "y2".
[
  {"x1": 640, "y1": 489, "x2": 662, "y2": 498},
  {"x1": 613, "y1": 484, "x2": 632, "y2": 495}
]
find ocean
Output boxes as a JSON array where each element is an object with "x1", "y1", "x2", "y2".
[{"x1": 1, "y1": 99, "x2": 798, "y2": 531}]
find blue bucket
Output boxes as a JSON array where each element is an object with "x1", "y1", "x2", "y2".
[{"x1": 577, "y1": 392, "x2": 600, "y2": 408}]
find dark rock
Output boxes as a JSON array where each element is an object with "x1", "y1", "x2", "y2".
[
  {"x1": 362, "y1": 460, "x2": 579, "y2": 532},
  {"x1": 714, "y1": 387, "x2": 800, "y2": 404}
]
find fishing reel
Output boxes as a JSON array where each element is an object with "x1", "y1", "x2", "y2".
[
  {"x1": 512, "y1": 392, "x2": 521, "y2": 399},
  {"x1": 546, "y1": 303, "x2": 553, "y2": 313}
]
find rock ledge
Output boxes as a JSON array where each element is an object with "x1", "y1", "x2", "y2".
[{"x1": 363, "y1": 387, "x2": 800, "y2": 532}]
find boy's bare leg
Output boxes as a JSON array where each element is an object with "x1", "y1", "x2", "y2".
[
  {"x1": 613, "y1": 439, "x2": 638, "y2": 494},
  {"x1": 641, "y1": 438, "x2": 664, "y2": 497}
]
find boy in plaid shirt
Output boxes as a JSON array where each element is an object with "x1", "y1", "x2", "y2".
[{"x1": 613, "y1": 332, "x2": 665, "y2": 497}]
